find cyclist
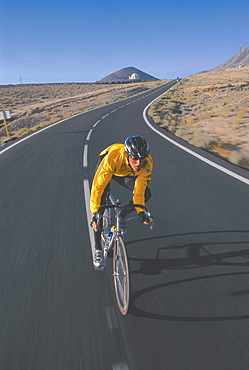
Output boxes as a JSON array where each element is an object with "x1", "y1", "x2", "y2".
[{"x1": 90, "y1": 135, "x2": 153, "y2": 267}]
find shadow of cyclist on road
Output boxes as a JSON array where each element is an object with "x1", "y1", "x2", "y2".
[{"x1": 129, "y1": 230, "x2": 249, "y2": 275}]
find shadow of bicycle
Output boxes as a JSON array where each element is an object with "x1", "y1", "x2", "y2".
[{"x1": 126, "y1": 230, "x2": 249, "y2": 321}]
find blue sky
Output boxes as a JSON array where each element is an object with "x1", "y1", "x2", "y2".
[{"x1": 1, "y1": 0, "x2": 249, "y2": 84}]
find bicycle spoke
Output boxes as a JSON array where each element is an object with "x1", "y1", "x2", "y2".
[{"x1": 113, "y1": 237, "x2": 130, "y2": 315}]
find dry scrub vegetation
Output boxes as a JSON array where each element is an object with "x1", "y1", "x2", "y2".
[
  {"x1": 0, "y1": 80, "x2": 165, "y2": 139},
  {"x1": 148, "y1": 67, "x2": 249, "y2": 168},
  {"x1": 1, "y1": 71, "x2": 249, "y2": 170}
]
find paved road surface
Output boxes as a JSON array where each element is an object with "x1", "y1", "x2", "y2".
[{"x1": 1, "y1": 81, "x2": 249, "y2": 369}]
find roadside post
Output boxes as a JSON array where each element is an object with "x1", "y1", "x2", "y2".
[{"x1": 0, "y1": 111, "x2": 11, "y2": 137}]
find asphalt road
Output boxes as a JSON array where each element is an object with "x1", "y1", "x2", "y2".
[{"x1": 1, "y1": 81, "x2": 249, "y2": 370}]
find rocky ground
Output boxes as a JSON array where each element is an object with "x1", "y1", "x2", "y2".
[
  {"x1": 148, "y1": 67, "x2": 249, "y2": 169},
  {"x1": 0, "y1": 80, "x2": 166, "y2": 139}
]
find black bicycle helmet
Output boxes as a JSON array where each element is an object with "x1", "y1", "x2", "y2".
[{"x1": 124, "y1": 135, "x2": 150, "y2": 159}]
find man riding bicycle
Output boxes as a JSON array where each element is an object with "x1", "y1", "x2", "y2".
[{"x1": 90, "y1": 135, "x2": 153, "y2": 267}]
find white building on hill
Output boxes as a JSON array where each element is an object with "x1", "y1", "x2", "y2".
[{"x1": 128, "y1": 73, "x2": 141, "y2": 80}]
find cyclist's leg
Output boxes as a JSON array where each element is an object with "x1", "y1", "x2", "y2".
[
  {"x1": 112, "y1": 175, "x2": 152, "y2": 200},
  {"x1": 93, "y1": 185, "x2": 110, "y2": 267},
  {"x1": 91, "y1": 154, "x2": 111, "y2": 267},
  {"x1": 112, "y1": 175, "x2": 152, "y2": 218},
  {"x1": 93, "y1": 182, "x2": 110, "y2": 251},
  {"x1": 123, "y1": 176, "x2": 152, "y2": 202},
  {"x1": 91, "y1": 154, "x2": 109, "y2": 249}
]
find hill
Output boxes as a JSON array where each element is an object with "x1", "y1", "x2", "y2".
[
  {"x1": 148, "y1": 67, "x2": 249, "y2": 168},
  {"x1": 209, "y1": 46, "x2": 249, "y2": 72},
  {"x1": 97, "y1": 66, "x2": 159, "y2": 83}
]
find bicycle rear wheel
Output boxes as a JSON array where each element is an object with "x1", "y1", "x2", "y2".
[{"x1": 113, "y1": 237, "x2": 130, "y2": 315}]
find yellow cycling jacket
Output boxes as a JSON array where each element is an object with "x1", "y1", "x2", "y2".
[{"x1": 90, "y1": 143, "x2": 153, "y2": 214}]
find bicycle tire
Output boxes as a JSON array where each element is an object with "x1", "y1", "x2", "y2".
[{"x1": 113, "y1": 236, "x2": 130, "y2": 315}]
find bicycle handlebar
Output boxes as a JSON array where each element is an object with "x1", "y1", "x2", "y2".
[
  {"x1": 97, "y1": 202, "x2": 154, "y2": 229},
  {"x1": 97, "y1": 203, "x2": 149, "y2": 214}
]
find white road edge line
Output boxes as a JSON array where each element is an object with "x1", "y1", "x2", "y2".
[
  {"x1": 143, "y1": 95, "x2": 249, "y2": 186},
  {"x1": 0, "y1": 109, "x2": 101, "y2": 155},
  {"x1": 0, "y1": 117, "x2": 70, "y2": 155}
]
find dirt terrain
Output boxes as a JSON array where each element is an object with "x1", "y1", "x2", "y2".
[
  {"x1": 0, "y1": 80, "x2": 166, "y2": 139},
  {"x1": 148, "y1": 67, "x2": 249, "y2": 168}
]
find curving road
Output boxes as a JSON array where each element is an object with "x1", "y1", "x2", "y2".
[{"x1": 1, "y1": 81, "x2": 249, "y2": 369}]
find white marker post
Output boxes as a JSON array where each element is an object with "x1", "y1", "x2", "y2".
[{"x1": 0, "y1": 111, "x2": 11, "y2": 137}]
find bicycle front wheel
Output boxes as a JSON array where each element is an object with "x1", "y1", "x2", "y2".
[{"x1": 113, "y1": 237, "x2": 130, "y2": 315}]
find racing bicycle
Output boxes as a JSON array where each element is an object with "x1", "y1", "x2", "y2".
[{"x1": 95, "y1": 188, "x2": 154, "y2": 315}]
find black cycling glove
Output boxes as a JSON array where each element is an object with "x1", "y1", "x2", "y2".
[
  {"x1": 90, "y1": 212, "x2": 99, "y2": 227},
  {"x1": 138, "y1": 211, "x2": 149, "y2": 224}
]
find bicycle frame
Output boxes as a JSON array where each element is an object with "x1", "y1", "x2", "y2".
[
  {"x1": 96, "y1": 188, "x2": 153, "y2": 315},
  {"x1": 97, "y1": 189, "x2": 153, "y2": 263},
  {"x1": 98, "y1": 189, "x2": 126, "y2": 264}
]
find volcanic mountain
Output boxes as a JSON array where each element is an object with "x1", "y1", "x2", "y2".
[
  {"x1": 209, "y1": 46, "x2": 249, "y2": 72},
  {"x1": 97, "y1": 67, "x2": 159, "y2": 83}
]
